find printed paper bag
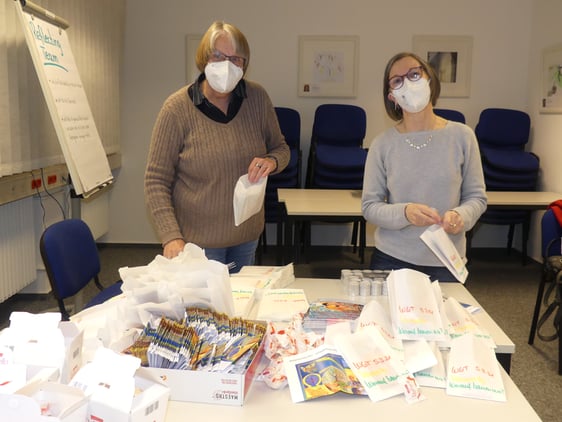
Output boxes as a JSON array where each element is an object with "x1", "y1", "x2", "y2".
[
  {"x1": 334, "y1": 326, "x2": 424, "y2": 403},
  {"x1": 420, "y1": 225, "x2": 468, "y2": 283},
  {"x1": 414, "y1": 341, "x2": 447, "y2": 388},
  {"x1": 233, "y1": 174, "x2": 267, "y2": 226},
  {"x1": 387, "y1": 269, "x2": 447, "y2": 341},
  {"x1": 446, "y1": 333, "x2": 506, "y2": 402},
  {"x1": 444, "y1": 297, "x2": 496, "y2": 349},
  {"x1": 356, "y1": 299, "x2": 403, "y2": 359}
]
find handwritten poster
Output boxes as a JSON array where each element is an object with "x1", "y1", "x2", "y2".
[{"x1": 15, "y1": 2, "x2": 113, "y2": 196}]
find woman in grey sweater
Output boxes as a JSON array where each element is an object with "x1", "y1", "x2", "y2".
[
  {"x1": 145, "y1": 21, "x2": 289, "y2": 271},
  {"x1": 362, "y1": 52, "x2": 486, "y2": 281}
]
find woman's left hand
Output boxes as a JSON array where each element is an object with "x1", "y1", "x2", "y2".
[
  {"x1": 248, "y1": 157, "x2": 276, "y2": 183},
  {"x1": 443, "y1": 210, "x2": 464, "y2": 234}
]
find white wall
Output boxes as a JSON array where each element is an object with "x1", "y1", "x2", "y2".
[
  {"x1": 105, "y1": 0, "x2": 561, "y2": 261},
  {"x1": 527, "y1": 0, "x2": 562, "y2": 258}
]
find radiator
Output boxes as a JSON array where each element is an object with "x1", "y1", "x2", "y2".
[{"x1": 0, "y1": 197, "x2": 37, "y2": 302}]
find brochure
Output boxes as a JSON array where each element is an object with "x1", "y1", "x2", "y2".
[{"x1": 283, "y1": 344, "x2": 366, "y2": 402}]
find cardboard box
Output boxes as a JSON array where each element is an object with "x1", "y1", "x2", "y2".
[
  {"x1": 86, "y1": 367, "x2": 169, "y2": 422},
  {"x1": 58, "y1": 322, "x2": 83, "y2": 384},
  {"x1": 145, "y1": 339, "x2": 265, "y2": 406},
  {"x1": 0, "y1": 314, "x2": 83, "y2": 386},
  {"x1": 0, "y1": 381, "x2": 88, "y2": 422}
]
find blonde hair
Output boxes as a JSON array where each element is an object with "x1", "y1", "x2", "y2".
[{"x1": 195, "y1": 21, "x2": 250, "y2": 74}]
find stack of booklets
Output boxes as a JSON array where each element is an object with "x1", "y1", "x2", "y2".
[
  {"x1": 256, "y1": 288, "x2": 309, "y2": 322},
  {"x1": 302, "y1": 301, "x2": 364, "y2": 333},
  {"x1": 231, "y1": 264, "x2": 295, "y2": 291}
]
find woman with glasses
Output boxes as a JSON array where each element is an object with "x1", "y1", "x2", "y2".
[
  {"x1": 361, "y1": 52, "x2": 486, "y2": 281},
  {"x1": 145, "y1": 21, "x2": 289, "y2": 271}
]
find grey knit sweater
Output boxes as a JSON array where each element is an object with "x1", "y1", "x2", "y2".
[
  {"x1": 362, "y1": 121, "x2": 487, "y2": 266},
  {"x1": 144, "y1": 81, "x2": 290, "y2": 248}
]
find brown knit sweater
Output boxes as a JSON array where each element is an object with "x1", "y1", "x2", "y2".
[{"x1": 144, "y1": 81, "x2": 290, "y2": 248}]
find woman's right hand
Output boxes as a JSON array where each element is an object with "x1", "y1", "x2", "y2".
[
  {"x1": 404, "y1": 203, "x2": 442, "y2": 227},
  {"x1": 163, "y1": 238, "x2": 186, "y2": 259}
]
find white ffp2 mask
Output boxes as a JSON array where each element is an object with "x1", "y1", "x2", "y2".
[
  {"x1": 392, "y1": 78, "x2": 431, "y2": 114},
  {"x1": 204, "y1": 60, "x2": 243, "y2": 94}
]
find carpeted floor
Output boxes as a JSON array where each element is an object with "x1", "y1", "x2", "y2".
[{"x1": 1, "y1": 244, "x2": 560, "y2": 421}]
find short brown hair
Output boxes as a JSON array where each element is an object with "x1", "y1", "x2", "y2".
[
  {"x1": 383, "y1": 52, "x2": 440, "y2": 121},
  {"x1": 195, "y1": 21, "x2": 250, "y2": 74}
]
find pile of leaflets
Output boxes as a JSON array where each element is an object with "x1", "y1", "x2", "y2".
[{"x1": 302, "y1": 301, "x2": 364, "y2": 333}]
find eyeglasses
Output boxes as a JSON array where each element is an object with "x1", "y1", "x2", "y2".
[
  {"x1": 388, "y1": 66, "x2": 424, "y2": 90},
  {"x1": 210, "y1": 50, "x2": 246, "y2": 67}
]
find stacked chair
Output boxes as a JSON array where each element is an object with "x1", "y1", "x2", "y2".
[
  {"x1": 258, "y1": 107, "x2": 301, "y2": 262},
  {"x1": 472, "y1": 108, "x2": 540, "y2": 264},
  {"x1": 306, "y1": 104, "x2": 368, "y2": 189},
  {"x1": 305, "y1": 104, "x2": 368, "y2": 262},
  {"x1": 434, "y1": 108, "x2": 466, "y2": 124}
]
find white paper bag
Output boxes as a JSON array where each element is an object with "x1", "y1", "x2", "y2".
[
  {"x1": 386, "y1": 269, "x2": 447, "y2": 342},
  {"x1": 420, "y1": 225, "x2": 468, "y2": 283},
  {"x1": 334, "y1": 326, "x2": 423, "y2": 403},
  {"x1": 446, "y1": 333, "x2": 506, "y2": 402},
  {"x1": 233, "y1": 174, "x2": 267, "y2": 226}
]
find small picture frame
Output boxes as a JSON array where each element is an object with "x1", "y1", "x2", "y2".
[
  {"x1": 298, "y1": 35, "x2": 359, "y2": 98},
  {"x1": 540, "y1": 43, "x2": 562, "y2": 114},
  {"x1": 413, "y1": 35, "x2": 473, "y2": 98}
]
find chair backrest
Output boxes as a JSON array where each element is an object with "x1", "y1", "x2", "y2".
[
  {"x1": 434, "y1": 108, "x2": 466, "y2": 124},
  {"x1": 311, "y1": 104, "x2": 366, "y2": 147},
  {"x1": 475, "y1": 108, "x2": 531, "y2": 149},
  {"x1": 274, "y1": 107, "x2": 300, "y2": 150},
  {"x1": 40, "y1": 218, "x2": 101, "y2": 300},
  {"x1": 542, "y1": 208, "x2": 562, "y2": 258}
]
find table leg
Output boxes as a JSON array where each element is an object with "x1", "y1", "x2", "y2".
[{"x1": 497, "y1": 353, "x2": 511, "y2": 374}]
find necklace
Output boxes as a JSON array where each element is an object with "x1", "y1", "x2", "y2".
[{"x1": 404, "y1": 135, "x2": 433, "y2": 150}]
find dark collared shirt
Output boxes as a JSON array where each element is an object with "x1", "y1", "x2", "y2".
[{"x1": 188, "y1": 73, "x2": 246, "y2": 123}]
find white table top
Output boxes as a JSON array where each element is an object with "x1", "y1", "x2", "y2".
[
  {"x1": 277, "y1": 188, "x2": 562, "y2": 216},
  {"x1": 486, "y1": 190, "x2": 561, "y2": 208},
  {"x1": 164, "y1": 278, "x2": 536, "y2": 421}
]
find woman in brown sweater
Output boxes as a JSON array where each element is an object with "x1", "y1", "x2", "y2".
[{"x1": 144, "y1": 21, "x2": 289, "y2": 271}]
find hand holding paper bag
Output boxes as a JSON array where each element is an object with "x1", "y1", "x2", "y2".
[{"x1": 233, "y1": 174, "x2": 267, "y2": 226}]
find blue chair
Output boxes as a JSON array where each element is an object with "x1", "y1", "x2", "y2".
[
  {"x1": 306, "y1": 103, "x2": 367, "y2": 190},
  {"x1": 434, "y1": 108, "x2": 466, "y2": 123},
  {"x1": 259, "y1": 107, "x2": 302, "y2": 260},
  {"x1": 304, "y1": 104, "x2": 368, "y2": 262},
  {"x1": 473, "y1": 108, "x2": 540, "y2": 264},
  {"x1": 40, "y1": 218, "x2": 122, "y2": 320},
  {"x1": 528, "y1": 208, "x2": 562, "y2": 374}
]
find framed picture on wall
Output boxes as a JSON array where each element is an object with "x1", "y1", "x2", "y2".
[
  {"x1": 540, "y1": 43, "x2": 562, "y2": 114},
  {"x1": 185, "y1": 34, "x2": 202, "y2": 84},
  {"x1": 298, "y1": 35, "x2": 359, "y2": 98},
  {"x1": 413, "y1": 35, "x2": 473, "y2": 98}
]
